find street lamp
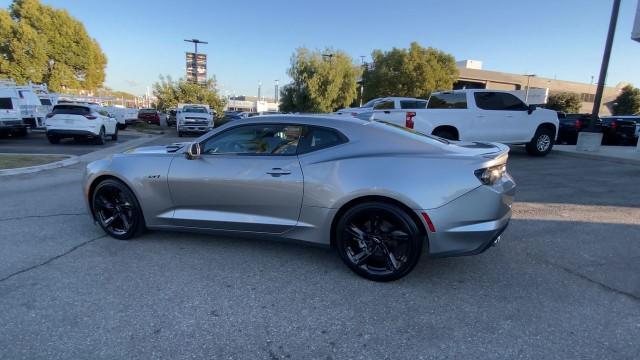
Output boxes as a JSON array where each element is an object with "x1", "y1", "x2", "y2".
[
  {"x1": 524, "y1": 74, "x2": 536, "y2": 103},
  {"x1": 322, "y1": 53, "x2": 335, "y2": 62}
]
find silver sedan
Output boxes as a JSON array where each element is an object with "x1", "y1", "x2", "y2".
[{"x1": 84, "y1": 115, "x2": 515, "y2": 281}]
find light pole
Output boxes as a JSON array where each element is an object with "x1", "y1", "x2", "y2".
[
  {"x1": 184, "y1": 39, "x2": 208, "y2": 84},
  {"x1": 588, "y1": 0, "x2": 621, "y2": 130},
  {"x1": 524, "y1": 74, "x2": 536, "y2": 103}
]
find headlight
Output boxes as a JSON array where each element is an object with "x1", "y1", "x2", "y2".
[{"x1": 474, "y1": 164, "x2": 506, "y2": 185}]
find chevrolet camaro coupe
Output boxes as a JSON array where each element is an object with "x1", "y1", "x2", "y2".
[{"x1": 84, "y1": 115, "x2": 516, "y2": 281}]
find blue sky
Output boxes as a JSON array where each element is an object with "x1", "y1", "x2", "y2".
[{"x1": 2, "y1": 0, "x2": 639, "y2": 96}]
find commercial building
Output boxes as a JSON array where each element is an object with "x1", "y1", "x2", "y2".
[
  {"x1": 225, "y1": 95, "x2": 279, "y2": 113},
  {"x1": 454, "y1": 60, "x2": 627, "y2": 115}
]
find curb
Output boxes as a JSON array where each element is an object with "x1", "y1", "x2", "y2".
[
  {"x1": 552, "y1": 149, "x2": 640, "y2": 166},
  {"x1": 0, "y1": 134, "x2": 163, "y2": 176},
  {"x1": 0, "y1": 154, "x2": 79, "y2": 176}
]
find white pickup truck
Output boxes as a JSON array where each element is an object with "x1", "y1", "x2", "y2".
[
  {"x1": 176, "y1": 103, "x2": 214, "y2": 137},
  {"x1": 366, "y1": 89, "x2": 559, "y2": 156}
]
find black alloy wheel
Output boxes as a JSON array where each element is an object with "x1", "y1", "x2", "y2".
[
  {"x1": 92, "y1": 179, "x2": 145, "y2": 240},
  {"x1": 336, "y1": 202, "x2": 423, "y2": 281}
]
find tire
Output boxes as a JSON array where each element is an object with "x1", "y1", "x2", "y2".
[
  {"x1": 47, "y1": 135, "x2": 60, "y2": 144},
  {"x1": 13, "y1": 127, "x2": 28, "y2": 137},
  {"x1": 526, "y1": 127, "x2": 555, "y2": 156},
  {"x1": 432, "y1": 128, "x2": 457, "y2": 141},
  {"x1": 111, "y1": 127, "x2": 118, "y2": 141},
  {"x1": 91, "y1": 179, "x2": 146, "y2": 240},
  {"x1": 335, "y1": 202, "x2": 423, "y2": 281},
  {"x1": 95, "y1": 127, "x2": 106, "y2": 145},
  {"x1": 117, "y1": 123, "x2": 127, "y2": 130}
]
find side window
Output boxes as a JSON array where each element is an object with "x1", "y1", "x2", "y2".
[
  {"x1": 298, "y1": 126, "x2": 348, "y2": 154},
  {"x1": 427, "y1": 93, "x2": 467, "y2": 109},
  {"x1": 474, "y1": 92, "x2": 528, "y2": 111},
  {"x1": 400, "y1": 100, "x2": 428, "y2": 109},
  {"x1": 202, "y1": 124, "x2": 302, "y2": 156},
  {"x1": 97, "y1": 110, "x2": 110, "y2": 117},
  {"x1": 373, "y1": 101, "x2": 394, "y2": 110}
]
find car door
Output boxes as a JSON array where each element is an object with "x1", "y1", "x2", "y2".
[
  {"x1": 97, "y1": 110, "x2": 117, "y2": 134},
  {"x1": 472, "y1": 91, "x2": 530, "y2": 143},
  {"x1": 167, "y1": 123, "x2": 304, "y2": 234}
]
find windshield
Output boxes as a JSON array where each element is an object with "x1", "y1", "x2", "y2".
[
  {"x1": 39, "y1": 98, "x2": 52, "y2": 105},
  {"x1": 375, "y1": 120, "x2": 449, "y2": 144},
  {"x1": 362, "y1": 99, "x2": 379, "y2": 108},
  {"x1": 183, "y1": 107, "x2": 208, "y2": 113}
]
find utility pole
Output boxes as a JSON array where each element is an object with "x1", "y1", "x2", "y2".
[
  {"x1": 359, "y1": 56, "x2": 366, "y2": 107},
  {"x1": 589, "y1": 0, "x2": 621, "y2": 130},
  {"x1": 274, "y1": 80, "x2": 279, "y2": 104},
  {"x1": 184, "y1": 39, "x2": 208, "y2": 84}
]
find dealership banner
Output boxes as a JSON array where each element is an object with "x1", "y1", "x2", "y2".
[{"x1": 186, "y1": 52, "x2": 207, "y2": 84}]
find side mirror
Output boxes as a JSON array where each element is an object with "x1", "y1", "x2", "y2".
[
  {"x1": 527, "y1": 104, "x2": 536, "y2": 114},
  {"x1": 185, "y1": 142, "x2": 201, "y2": 160}
]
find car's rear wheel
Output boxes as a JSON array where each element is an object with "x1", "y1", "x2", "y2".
[
  {"x1": 91, "y1": 179, "x2": 145, "y2": 240},
  {"x1": 47, "y1": 135, "x2": 60, "y2": 144},
  {"x1": 95, "y1": 127, "x2": 106, "y2": 145},
  {"x1": 335, "y1": 202, "x2": 423, "y2": 281},
  {"x1": 111, "y1": 127, "x2": 118, "y2": 141},
  {"x1": 432, "y1": 128, "x2": 457, "y2": 141},
  {"x1": 526, "y1": 127, "x2": 555, "y2": 156}
]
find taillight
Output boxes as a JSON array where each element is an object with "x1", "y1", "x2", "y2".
[
  {"x1": 46, "y1": 113, "x2": 54, "y2": 118},
  {"x1": 405, "y1": 111, "x2": 416, "y2": 129},
  {"x1": 84, "y1": 115, "x2": 97, "y2": 120},
  {"x1": 611, "y1": 120, "x2": 617, "y2": 129},
  {"x1": 575, "y1": 119, "x2": 582, "y2": 130}
]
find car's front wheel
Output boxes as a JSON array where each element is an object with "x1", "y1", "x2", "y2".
[
  {"x1": 526, "y1": 127, "x2": 555, "y2": 156},
  {"x1": 91, "y1": 179, "x2": 145, "y2": 240},
  {"x1": 335, "y1": 202, "x2": 423, "y2": 281}
]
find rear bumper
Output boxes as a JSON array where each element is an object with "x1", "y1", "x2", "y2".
[
  {"x1": 421, "y1": 174, "x2": 516, "y2": 257},
  {"x1": 46, "y1": 129, "x2": 100, "y2": 137}
]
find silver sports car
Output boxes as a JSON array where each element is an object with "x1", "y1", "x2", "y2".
[{"x1": 84, "y1": 115, "x2": 516, "y2": 281}]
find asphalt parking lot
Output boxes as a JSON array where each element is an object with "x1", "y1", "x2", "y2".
[
  {"x1": 0, "y1": 130, "x2": 139, "y2": 156},
  {"x1": 0, "y1": 136, "x2": 639, "y2": 359}
]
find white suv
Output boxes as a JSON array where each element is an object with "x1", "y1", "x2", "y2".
[{"x1": 45, "y1": 103, "x2": 118, "y2": 145}]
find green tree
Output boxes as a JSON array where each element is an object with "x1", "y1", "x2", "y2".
[
  {"x1": 546, "y1": 92, "x2": 582, "y2": 113},
  {"x1": 612, "y1": 85, "x2": 640, "y2": 115},
  {"x1": 152, "y1": 75, "x2": 225, "y2": 116},
  {"x1": 280, "y1": 48, "x2": 361, "y2": 113},
  {"x1": 362, "y1": 42, "x2": 458, "y2": 101},
  {"x1": 0, "y1": 0, "x2": 107, "y2": 91}
]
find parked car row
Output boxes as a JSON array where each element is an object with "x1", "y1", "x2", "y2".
[{"x1": 557, "y1": 113, "x2": 639, "y2": 145}]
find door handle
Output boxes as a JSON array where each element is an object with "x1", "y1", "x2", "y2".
[
  {"x1": 477, "y1": 115, "x2": 486, "y2": 118},
  {"x1": 383, "y1": 110, "x2": 391, "y2": 114},
  {"x1": 266, "y1": 168, "x2": 291, "y2": 176}
]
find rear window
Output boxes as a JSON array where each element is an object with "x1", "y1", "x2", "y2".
[
  {"x1": 400, "y1": 100, "x2": 427, "y2": 109},
  {"x1": 427, "y1": 93, "x2": 467, "y2": 109},
  {"x1": 52, "y1": 105, "x2": 91, "y2": 115},
  {"x1": 40, "y1": 98, "x2": 52, "y2": 106},
  {"x1": 0, "y1": 98, "x2": 14, "y2": 110},
  {"x1": 139, "y1": 109, "x2": 156, "y2": 114}
]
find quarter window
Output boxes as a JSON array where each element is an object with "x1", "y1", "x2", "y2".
[
  {"x1": 202, "y1": 124, "x2": 302, "y2": 156},
  {"x1": 0, "y1": 97, "x2": 13, "y2": 110},
  {"x1": 474, "y1": 92, "x2": 528, "y2": 111},
  {"x1": 298, "y1": 126, "x2": 348, "y2": 154},
  {"x1": 427, "y1": 93, "x2": 467, "y2": 109}
]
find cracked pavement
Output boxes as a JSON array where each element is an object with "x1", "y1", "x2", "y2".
[{"x1": 0, "y1": 143, "x2": 639, "y2": 359}]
